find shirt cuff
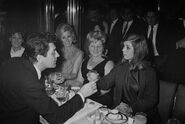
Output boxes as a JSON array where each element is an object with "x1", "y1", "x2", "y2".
[{"x1": 77, "y1": 92, "x2": 85, "y2": 102}]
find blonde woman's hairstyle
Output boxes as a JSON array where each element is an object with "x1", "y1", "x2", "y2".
[
  {"x1": 84, "y1": 30, "x2": 106, "y2": 55},
  {"x1": 55, "y1": 23, "x2": 77, "y2": 43}
]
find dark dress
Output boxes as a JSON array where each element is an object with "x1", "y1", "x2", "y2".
[
  {"x1": 81, "y1": 57, "x2": 113, "y2": 108},
  {"x1": 98, "y1": 61, "x2": 161, "y2": 124}
]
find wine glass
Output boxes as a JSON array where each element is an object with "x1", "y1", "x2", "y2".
[
  {"x1": 134, "y1": 112, "x2": 147, "y2": 124},
  {"x1": 167, "y1": 118, "x2": 180, "y2": 124}
]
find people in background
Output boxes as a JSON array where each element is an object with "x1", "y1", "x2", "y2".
[
  {"x1": 97, "y1": 34, "x2": 161, "y2": 124},
  {"x1": 76, "y1": 30, "x2": 114, "y2": 107},
  {"x1": 106, "y1": 7, "x2": 123, "y2": 63},
  {"x1": 121, "y1": 6, "x2": 147, "y2": 41},
  {"x1": 145, "y1": 9, "x2": 184, "y2": 80},
  {"x1": 83, "y1": 8, "x2": 109, "y2": 53},
  {"x1": 9, "y1": 32, "x2": 25, "y2": 58},
  {"x1": 0, "y1": 32, "x2": 97, "y2": 124},
  {"x1": 1, "y1": 32, "x2": 25, "y2": 62}
]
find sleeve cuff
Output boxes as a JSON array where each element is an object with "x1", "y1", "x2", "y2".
[{"x1": 77, "y1": 92, "x2": 85, "y2": 102}]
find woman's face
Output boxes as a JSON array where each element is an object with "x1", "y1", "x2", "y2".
[
  {"x1": 122, "y1": 40, "x2": 134, "y2": 61},
  {"x1": 89, "y1": 40, "x2": 103, "y2": 57},
  {"x1": 60, "y1": 31, "x2": 73, "y2": 47},
  {"x1": 10, "y1": 33, "x2": 23, "y2": 48}
]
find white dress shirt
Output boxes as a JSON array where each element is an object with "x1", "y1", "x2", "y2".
[
  {"x1": 10, "y1": 47, "x2": 25, "y2": 58},
  {"x1": 122, "y1": 20, "x2": 133, "y2": 34},
  {"x1": 109, "y1": 18, "x2": 118, "y2": 33},
  {"x1": 147, "y1": 24, "x2": 159, "y2": 56},
  {"x1": 33, "y1": 64, "x2": 42, "y2": 80},
  {"x1": 178, "y1": 18, "x2": 185, "y2": 28}
]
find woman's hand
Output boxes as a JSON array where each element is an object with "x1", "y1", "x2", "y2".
[
  {"x1": 115, "y1": 102, "x2": 133, "y2": 115},
  {"x1": 87, "y1": 70, "x2": 99, "y2": 82}
]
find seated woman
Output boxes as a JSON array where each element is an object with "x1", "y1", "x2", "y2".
[
  {"x1": 76, "y1": 30, "x2": 114, "y2": 107},
  {"x1": 3, "y1": 32, "x2": 25, "y2": 60},
  {"x1": 97, "y1": 34, "x2": 161, "y2": 124},
  {"x1": 9, "y1": 32, "x2": 25, "y2": 58},
  {"x1": 54, "y1": 23, "x2": 83, "y2": 84}
]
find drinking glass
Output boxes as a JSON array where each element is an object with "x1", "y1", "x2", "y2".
[
  {"x1": 93, "y1": 110, "x2": 104, "y2": 124},
  {"x1": 134, "y1": 112, "x2": 147, "y2": 124},
  {"x1": 167, "y1": 118, "x2": 180, "y2": 124}
]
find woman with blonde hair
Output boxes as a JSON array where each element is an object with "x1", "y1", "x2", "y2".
[
  {"x1": 76, "y1": 30, "x2": 114, "y2": 107},
  {"x1": 54, "y1": 23, "x2": 83, "y2": 85}
]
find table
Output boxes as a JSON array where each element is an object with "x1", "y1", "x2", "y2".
[
  {"x1": 40, "y1": 98, "x2": 134, "y2": 124},
  {"x1": 64, "y1": 99, "x2": 134, "y2": 124},
  {"x1": 42, "y1": 82, "x2": 135, "y2": 124},
  {"x1": 64, "y1": 99, "x2": 102, "y2": 124}
]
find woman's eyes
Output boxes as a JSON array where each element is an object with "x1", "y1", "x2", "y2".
[
  {"x1": 123, "y1": 45, "x2": 131, "y2": 50},
  {"x1": 126, "y1": 46, "x2": 130, "y2": 50},
  {"x1": 91, "y1": 45, "x2": 102, "y2": 48},
  {"x1": 62, "y1": 36, "x2": 71, "y2": 39}
]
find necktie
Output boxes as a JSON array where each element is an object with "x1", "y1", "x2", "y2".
[
  {"x1": 122, "y1": 22, "x2": 128, "y2": 38},
  {"x1": 110, "y1": 21, "x2": 115, "y2": 34},
  {"x1": 148, "y1": 26, "x2": 154, "y2": 56}
]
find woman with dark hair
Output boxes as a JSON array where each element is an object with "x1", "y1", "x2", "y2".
[{"x1": 98, "y1": 34, "x2": 161, "y2": 124}]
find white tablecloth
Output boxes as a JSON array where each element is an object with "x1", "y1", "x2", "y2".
[{"x1": 64, "y1": 99, "x2": 103, "y2": 124}]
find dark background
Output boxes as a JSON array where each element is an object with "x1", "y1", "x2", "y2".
[{"x1": 0, "y1": 0, "x2": 185, "y2": 34}]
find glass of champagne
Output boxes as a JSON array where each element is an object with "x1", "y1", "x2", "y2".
[
  {"x1": 167, "y1": 118, "x2": 180, "y2": 124},
  {"x1": 134, "y1": 112, "x2": 147, "y2": 124}
]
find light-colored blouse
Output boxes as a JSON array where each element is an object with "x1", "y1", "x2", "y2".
[
  {"x1": 61, "y1": 46, "x2": 83, "y2": 74},
  {"x1": 10, "y1": 47, "x2": 25, "y2": 58}
]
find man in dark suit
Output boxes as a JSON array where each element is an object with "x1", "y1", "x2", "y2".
[
  {"x1": 106, "y1": 7, "x2": 123, "y2": 63},
  {"x1": 162, "y1": 9, "x2": 185, "y2": 83},
  {"x1": 0, "y1": 33, "x2": 97, "y2": 124},
  {"x1": 145, "y1": 9, "x2": 182, "y2": 77},
  {"x1": 121, "y1": 6, "x2": 147, "y2": 41}
]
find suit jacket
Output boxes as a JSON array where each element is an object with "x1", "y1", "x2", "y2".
[
  {"x1": 161, "y1": 19, "x2": 185, "y2": 83},
  {"x1": 146, "y1": 19, "x2": 185, "y2": 57},
  {"x1": 122, "y1": 18, "x2": 147, "y2": 41},
  {"x1": 107, "y1": 17, "x2": 123, "y2": 63},
  {"x1": 98, "y1": 62, "x2": 159, "y2": 113},
  {"x1": 0, "y1": 58, "x2": 84, "y2": 124},
  {"x1": 0, "y1": 41, "x2": 11, "y2": 65}
]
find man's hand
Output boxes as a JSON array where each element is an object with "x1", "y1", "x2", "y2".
[{"x1": 78, "y1": 82, "x2": 97, "y2": 98}]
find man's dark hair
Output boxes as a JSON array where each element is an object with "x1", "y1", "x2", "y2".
[{"x1": 24, "y1": 32, "x2": 57, "y2": 63}]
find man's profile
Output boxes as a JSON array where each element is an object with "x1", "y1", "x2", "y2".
[{"x1": 0, "y1": 33, "x2": 97, "y2": 124}]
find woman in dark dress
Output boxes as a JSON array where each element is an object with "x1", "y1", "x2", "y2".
[
  {"x1": 76, "y1": 30, "x2": 114, "y2": 107},
  {"x1": 98, "y1": 34, "x2": 161, "y2": 124}
]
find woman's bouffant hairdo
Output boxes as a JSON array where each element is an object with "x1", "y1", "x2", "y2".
[
  {"x1": 122, "y1": 34, "x2": 149, "y2": 70},
  {"x1": 55, "y1": 23, "x2": 77, "y2": 43},
  {"x1": 84, "y1": 30, "x2": 106, "y2": 55}
]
